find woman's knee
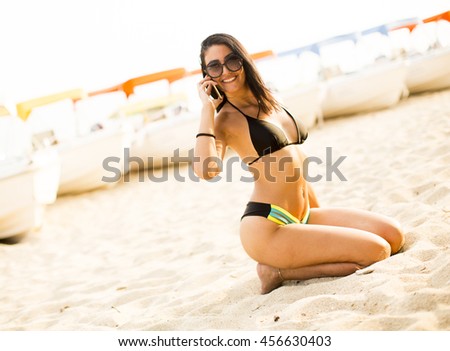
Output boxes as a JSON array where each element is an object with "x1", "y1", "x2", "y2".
[
  {"x1": 360, "y1": 238, "x2": 391, "y2": 267},
  {"x1": 382, "y1": 218, "x2": 405, "y2": 254},
  {"x1": 393, "y1": 221, "x2": 405, "y2": 253},
  {"x1": 377, "y1": 240, "x2": 392, "y2": 261}
]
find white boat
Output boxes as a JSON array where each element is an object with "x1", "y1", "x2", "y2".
[
  {"x1": 277, "y1": 24, "x2": 416, "y2": 119},
  {"x1": 276, "y1": 82, "x2": 323, "y2": 128},
  {"x1": 388, "y1": 11, "x2": 450, "y2": 94},
  {"x1": 308, "y1": 29, "x2": 410, "y2": 118},
  {"x1": 321, "y1": 60, "x2": 408, "y2": 118},
  {"x1": 0, "y1": 164, "x2": 37, "y2": 239},
  {"x1": 255, "y1": 52, "x2": 323, "y2": 128},
  {"x1": 56, "y1": 127, "x2": 128, "y2": 194},
  {"x1": 120, "y1": 94, "x2": 198, "y2": 170},
  {"x1": 99, "y1": 68, "x2": 199, "y2": 170},
  {"x1": 403, "y1": 15, "x2": 450, "y2": 94},
  {"x1": 0, "y1": 108, "x2": 60, "y2": 239},
  {"x1": 16, "y1": 90, "x2": 129, "y2": 195},
  {"x1": 405, "y1": 46, "x2": 450, "y2": 93},
  {"x1": 0, "y1": 154, "x2": 61, "y2": 240}
]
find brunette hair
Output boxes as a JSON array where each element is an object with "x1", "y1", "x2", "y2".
[{"x1": 200, "y1": 33, "x2": 281, "y2": 115}]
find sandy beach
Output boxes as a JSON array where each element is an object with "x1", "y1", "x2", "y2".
[{"x1": 0, "y1": 89, "x2": 449, "y2": 331}]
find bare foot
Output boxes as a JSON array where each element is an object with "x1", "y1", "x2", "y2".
[{"x1": 256, "y1": 263, "x2": 284, "y2": 294}]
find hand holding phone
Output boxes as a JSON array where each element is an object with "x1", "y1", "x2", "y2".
[
  {"x1": 209, "y1": 84, "x2": 222, "y2": 100},
  {"x1": 202, "y1": 71, "x2": 222, "y2": 100},
  {"x1": 198, "y1": 76, "x2": 223, "y2": 106}
]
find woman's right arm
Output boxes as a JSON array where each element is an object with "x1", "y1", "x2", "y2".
[{"x1": 193, "y1": 78, "x2": 226, "y2": 180}]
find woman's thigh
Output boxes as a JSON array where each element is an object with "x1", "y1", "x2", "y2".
[
  {"x1": 240, "y1": 216, "x2": 391, "y2": 270},
  {"x1": 308, "y1": 207, "x2": 404, "y2": 253}
]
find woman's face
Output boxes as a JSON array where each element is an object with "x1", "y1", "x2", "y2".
[{"x1": 203, "y1": 44, "x2": 245, "y2": 96}]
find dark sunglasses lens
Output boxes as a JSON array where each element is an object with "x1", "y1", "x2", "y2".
[
  {"x1": 205, "y1": 56, "x2": 242, "y2": 77},
  {"x1": 226, "y1": 57, "x2": 243, "y2": 72},
  {"x1": 206, "y1": 64, "x2": 222, "y2": 78}
]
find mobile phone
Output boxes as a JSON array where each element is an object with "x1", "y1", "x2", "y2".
[
  {"x1": 203, "y1": 71, "x2": 222, "y2": 99},
  {"x1": 210, "y1": 84, "x2": 222, "y2": 100}
]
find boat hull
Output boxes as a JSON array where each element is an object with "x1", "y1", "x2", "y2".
[
  {"x1": 406, "y1": 47, "x2": 450, "y2": 94},
  {"x1": 276, "y1": 82, "x2": 323, "y2": 128},
  {"x1": 129, "y1": 111, "x2": 198, "y2": 170},
  {"x1": 57, "y1": 128, "x2": 128, "y2": 195},
  {"x1": 0, "y1": 153, "x2": 60, "y2": 239},
  {"x1": 321, "y1": 61, "x2": 408, "y2": 118}
]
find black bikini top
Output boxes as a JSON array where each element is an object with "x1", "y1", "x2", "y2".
[{"x1": 227, "y1": 101, "x2": 308, "y2": 165}]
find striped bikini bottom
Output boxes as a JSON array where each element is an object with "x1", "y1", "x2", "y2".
[{"x1": 241, "y1": 201, "x2": 310, "y2": 226}]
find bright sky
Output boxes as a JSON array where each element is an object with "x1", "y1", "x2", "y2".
[{"x1": 0, "y1": 0, "x2": 448, "y2": 102}]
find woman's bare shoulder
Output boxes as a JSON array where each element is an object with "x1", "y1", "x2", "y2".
[
  {"x1": 215, "y1": 103, "x2": 251, "y2": 155},
  {"x1": 215, "y1": 105, "x2": 245, "y2": 133}
]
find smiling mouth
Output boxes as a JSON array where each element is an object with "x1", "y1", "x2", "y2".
[{"x1": 221, "y1": 76, "x2": 237, "y2": 83}]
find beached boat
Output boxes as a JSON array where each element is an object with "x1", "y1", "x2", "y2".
[
  {"x1": 281, "y1": 22, "x2": 423, "y2": 119},
  {"x1": 275, "y1": 82, "x2": 323, "y2": 127},
  {"x1": 405, "y1": 46, "x2": 450, "y2": 94},
  {"x1": 0, "y1": 154, "x2": 61, "y2": 239},
  {"x1": 0, "y1": 162, "x2": 38, "y2": 239},
  {"x1": 255, "y1": 51, "x2": 323, "y2": 128},
  {"x1": 56, "y1": 127, "x2": 128, "y2": 194},
  {"x1": 120, "y1": 93, "x2": 197, "y2": 170},
  {"x1": 392, "y1": 11, "x2": 450, "y2": 94},
  {"x1": 16, "y1": 90, "x2": 129, "y2": 195},
  {"x1": 0, "y1": 108, "x2": 60, "y2": 239},
  {"x1": 94, "y1": 68, "x2": 198, "y2": 170},
  {"x1": 314, "y1": 31, "x2": 408, "y2": 118},
  {"x1": 320, "y1": 60, "x2": 408, "y2": 118}
]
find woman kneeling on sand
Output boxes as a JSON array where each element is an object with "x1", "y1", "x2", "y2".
[{"x1": 193, "y1": 33, "x2": 405, "y2": 294}]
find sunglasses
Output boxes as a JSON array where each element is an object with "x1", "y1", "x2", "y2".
[{"x1": 204, "y1": 54, "x2": 243, "y2": 78}]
